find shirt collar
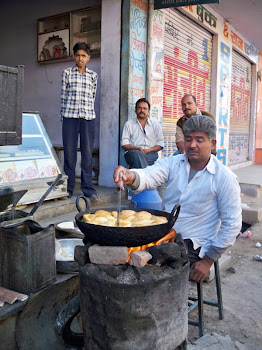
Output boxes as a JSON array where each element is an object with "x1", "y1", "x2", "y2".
[
  {"x1": 182, "y1": 154, "x2": 216, "y2": 175},
  {"x1": 136, "y1": 117, "x2": 151, "y2": 125},
  {"x1": 72, "y1": 65, "x2": 90, "y2": 74}
]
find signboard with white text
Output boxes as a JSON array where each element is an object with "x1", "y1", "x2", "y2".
[{"x1": 154, "y1": 0, "x2": 219, "y2": 10}]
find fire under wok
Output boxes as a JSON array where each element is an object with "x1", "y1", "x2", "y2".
[{"x1": 75, "y1": 195, "x2": 180, "y2": 247}]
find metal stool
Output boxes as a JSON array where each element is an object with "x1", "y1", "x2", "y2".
[{"x1": 188, "y1": 260, "x2": 224, "y2": 337}]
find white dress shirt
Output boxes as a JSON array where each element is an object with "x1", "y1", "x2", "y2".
[
  {"x1": 121, "y1": 117, "x2": 164, "y2": 149},
  {"x1": 133, "y1": 154, "x2": 242, "y2": 258}
]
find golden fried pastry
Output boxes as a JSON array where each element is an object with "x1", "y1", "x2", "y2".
[
  {"x1": 151, "y1": 216, "x2": 168, "y2": 224},
  {"x1": 83, "y1": 213, "x2": 97, "y2": 222},
  {"x1": 132, "y1": 218, "x2": 153, "y2": 226},
  {"x1": 103, "y1": 218, "x2": 117, "y2": 227},
  {"x1": 111, "y1": 211, "x2": 118, "y2": 218},
  {"x1": 135, "y1": 211, "x2": 152, "y2": 219},
  {"x1": 91, "y1": 216, "x2": 109, "y2": 225},
  {"x1": 95, "y1": 210, "x2": 113, "y2": 218},
  {"x1": 119, "y1": 219, "x2": 133, "y2": 227},
  {"x1": 120, "y1": 210, "x2": 136, "y2": 219}
]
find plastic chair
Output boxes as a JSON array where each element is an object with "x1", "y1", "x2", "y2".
[{"x1": 188, "y1": 260, "x2": 224, "y2": 337}]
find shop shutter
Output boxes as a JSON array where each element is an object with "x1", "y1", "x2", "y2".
[
  {"x1": 162, "y1": 8, "x2": 213, "y2": 156},
  {"x1": 228, "y1": 50, "x2": 252, "y2": 165}
]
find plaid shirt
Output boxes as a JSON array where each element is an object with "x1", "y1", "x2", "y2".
[{"x1": 60, "y1": 65, "x2": 97, "y2": 120}]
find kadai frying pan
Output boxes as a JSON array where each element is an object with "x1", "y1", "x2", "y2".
[{"x1": 75, "y1": 195, "x2": 180, "y2": 247}]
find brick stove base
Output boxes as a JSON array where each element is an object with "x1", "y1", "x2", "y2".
[{"x1": 79, "y1": 261, "x2": 189, "y2": 350}]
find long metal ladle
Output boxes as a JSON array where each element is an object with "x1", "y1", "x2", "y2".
[{"x1": 116, "y1": 171, "x2": 124, "y2": 227}]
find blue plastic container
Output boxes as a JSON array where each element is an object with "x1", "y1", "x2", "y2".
[{"x1": 131, "y1": 188, "x2": 162, "y2": 210}]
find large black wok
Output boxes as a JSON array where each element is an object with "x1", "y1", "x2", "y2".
[{"x1": 75, "y1": 195, "x2": 180, "y2": 247}]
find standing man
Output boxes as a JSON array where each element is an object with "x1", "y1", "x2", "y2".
[
  {"x1": 61, "y1": 42, "x2": 100, "y2": 202},
  {"x1": 114, "y1": 115, "x2": 242, "y2": 282},
  {"x1": 176, "y1": 94, "x2": 215, "y2": 154},
  {"x1": 121, "y1": 98, "x2": 164, "y2": 168}
]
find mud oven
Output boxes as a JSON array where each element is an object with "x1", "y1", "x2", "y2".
[{"x1": 59, "y1": 202, "x2": 190, "y2": 350}]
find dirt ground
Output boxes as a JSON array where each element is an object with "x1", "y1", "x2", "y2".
[{"x1": 187, "y1": 221, "x2": 262, "y2": 349}]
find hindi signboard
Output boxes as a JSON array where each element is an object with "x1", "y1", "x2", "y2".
[{"x1": 154, "y1": 0, "x2": 219, "y2": 10}]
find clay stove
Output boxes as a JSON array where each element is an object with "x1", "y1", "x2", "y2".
[{"x1": 74, "y1": 232, "x2": 189, "y2": 350}]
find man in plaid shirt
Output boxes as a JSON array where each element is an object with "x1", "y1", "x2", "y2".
[{"x1": 61, "y1": 42, "x2": 100, "y2": 201}]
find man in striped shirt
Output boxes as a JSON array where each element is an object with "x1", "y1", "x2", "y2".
[{"x1": 61, "y1": 42, "x2": 99, "y2": 201}]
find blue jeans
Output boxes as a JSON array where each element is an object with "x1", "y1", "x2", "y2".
[
  {"x1": 62, "y1": 118, "x2": 96, "y2": 197},
  {"x1": 124, "y1": 150, "x2": 158, "y2": 168}
]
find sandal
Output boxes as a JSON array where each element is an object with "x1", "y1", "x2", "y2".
[{"x1": 89, "y1": 194, "x2": 100, "y2": 202}]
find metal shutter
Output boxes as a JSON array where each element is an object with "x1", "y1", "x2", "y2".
[
  {"x1": 228, "y1": 50, "x2": 252, "y2": 165},
  {"x1": 162, "y1": 9, "x2": 213, "y2": 157}
]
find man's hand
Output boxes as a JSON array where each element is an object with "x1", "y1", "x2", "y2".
[
  {"x1": 176, "y1": 141, "x2": 185, "y2": 154},
  {"x1": 189, "y1": 256, "x2": 214, "y2": 282},
  {"x1": 141, "y1": 148, "x2": 152, "y2": 154},
  {"x1": 113, "y1": 166, "x2": 136, "y2": 189}
]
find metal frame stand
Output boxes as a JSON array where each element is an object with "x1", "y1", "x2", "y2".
[{"x1": 188, "y1": 260, "x2": 224, "y2": 337}]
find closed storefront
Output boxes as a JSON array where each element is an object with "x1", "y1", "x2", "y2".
[
  {"x1": 162, "y1": 8, "x2": 213, "y2": 156},
  {"x1": 229, "y1": 50, "x2": 252, "y2": 165}
]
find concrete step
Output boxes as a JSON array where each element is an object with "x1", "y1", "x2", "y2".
[
  {"x1": 241, "y1": 194, "x2": 262, "y2": 224},
  {"x1": 231, "y1": 164, "x2": 262, "y2": 224},
  {"x1": 232, "y1": 164, "x2": 262, "y2": 198}
]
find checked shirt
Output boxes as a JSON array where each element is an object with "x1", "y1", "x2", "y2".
[{"x1": 60, "y1": 65, "x2": 97, "y2": 120}]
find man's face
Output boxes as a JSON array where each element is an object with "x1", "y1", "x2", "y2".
[
  {"x1": 74, "y1": 50, "x2": 90, "y2": 69},
  {"x1": 185, "y1": 131, "x2": 216, "y2": 168},
  {"x1": 135, "y1": 102, "x2": 150, "y2": 119},
  {"x1": 181, "y1": 95, "x2": 198, "y2": 117}
]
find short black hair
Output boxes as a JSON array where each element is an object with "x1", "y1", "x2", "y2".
[
  {"x1": 73, "y1": 42, "x2": 90, "y2": 55},
  {"x1": 135, "y1": 98, "x2": 151, "y2": 110}
]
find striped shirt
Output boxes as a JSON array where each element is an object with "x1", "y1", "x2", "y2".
[{"x1": 60, "y1": 65, "x2": 97, "y2": 120}]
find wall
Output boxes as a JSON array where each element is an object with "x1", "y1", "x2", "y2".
[
  {"x1": 99, "y1": 0, "x2": 121, "y2": 186},
  {"x1": 255, "y1": 52, "x2": 262, "y2": 163},
  {"x1": 0, "y1": 0, "x2": 101, "y2": 148}
]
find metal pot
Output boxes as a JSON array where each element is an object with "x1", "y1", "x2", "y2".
[{"x1": 75, "y1": 195, "x2": 180, "y2": 247}]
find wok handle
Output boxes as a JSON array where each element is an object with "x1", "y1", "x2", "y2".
[
  {"x1": 168, "y1": 204, "x2": 181, "y2": 227},
  {"x1": 76, "y1": 195, "x2": 90, "y2": 213}
]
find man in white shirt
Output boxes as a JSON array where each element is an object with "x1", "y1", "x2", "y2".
[
  {"x1": 114, "y1": 115, "x2": 242, "y2": 282},
  {"x1": 121, "y1": 98, "x2": 164, "y2": 168}
]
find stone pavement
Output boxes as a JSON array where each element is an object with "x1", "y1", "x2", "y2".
[{"x1": 188, "y1": 333, "x2": 247, "y2": 350}]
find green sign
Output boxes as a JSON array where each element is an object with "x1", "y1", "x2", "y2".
[{"x1": 154, "y1": 0, "x2": 220, "y2": 10}]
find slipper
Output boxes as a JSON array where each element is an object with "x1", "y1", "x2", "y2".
[{"x1": 89, "y1": 194, "x2": 100, "y2": 202}]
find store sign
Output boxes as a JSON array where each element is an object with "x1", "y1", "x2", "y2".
[{"x1": 154, "y1": 0, "x2": 219, "y2": 10}]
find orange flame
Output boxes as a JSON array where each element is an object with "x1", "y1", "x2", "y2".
[{"x1": 127, "y1": 229, "x2": 176, "y2": 262}]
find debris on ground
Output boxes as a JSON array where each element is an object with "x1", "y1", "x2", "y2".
[
  {"x1": 252, "y1": 255, "x2": 262, "y2": 261},
  {"x1": 239, "y1": 230, "x2": 252, "y2": 238}
]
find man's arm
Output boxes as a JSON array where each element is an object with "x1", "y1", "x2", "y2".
[
  {"x1": 175, "y1": 126, "x2": 185, "y2": 153},
  {"x1": 60, "y1": 70, "x2": 68, "y2": 120},
  {"x1": 190, "y1": 171, "x2": 242, "y2": 282},
  {"x1": 122, "y1": 144, "x2": 144, "y2": 152}
]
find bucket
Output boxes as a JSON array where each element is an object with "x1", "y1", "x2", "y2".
[{"x1": 131, "y1": 188, "x2": 162, "y2": 210}]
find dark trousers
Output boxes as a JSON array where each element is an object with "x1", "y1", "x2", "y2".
[
  {"x1": 62, "y1": 118, "x2": 96, "y2": 197},
  {"x1": 124, "y1": 150, "x2": 158, "y2": 168},
  {"x1": 184, "y1": 239, "x2": 201, "y2": 265}
]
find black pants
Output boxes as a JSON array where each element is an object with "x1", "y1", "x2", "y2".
[
  {"x1": 184, "y1": 239, "x2": 201, "y2": 265},
  {"x1": 62, "y1": 118, "x2": 96, "y2": 197}
]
